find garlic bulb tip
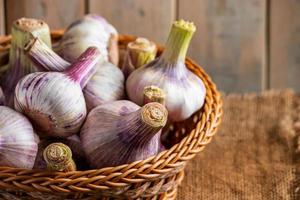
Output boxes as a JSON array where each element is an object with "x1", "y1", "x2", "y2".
[{"x1": 141, "y1": 102, "x2": 168, "y2": 128}]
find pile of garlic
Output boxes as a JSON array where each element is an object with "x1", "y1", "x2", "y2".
[{"x1": 0, "y1": 15, "x2": 206, "y2": 171}]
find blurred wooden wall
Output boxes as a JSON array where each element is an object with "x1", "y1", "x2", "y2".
[{"x1": 0, "y1": 0, "x2": 299, "y2": 93}]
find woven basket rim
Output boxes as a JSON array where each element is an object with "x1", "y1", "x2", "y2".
[{"x1": 0, "y1": 31, "x2": 222, "y2": 197}]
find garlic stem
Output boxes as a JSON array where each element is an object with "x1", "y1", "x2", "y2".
[
  {"x1": 141, "y1": 103, "x2": 168, "y2": 129},
  {"x1": 118, "y1": 103, "x2": 167, "y2": 140},
  {"x1": 3, "y1": 18, "x2": 51, "y2": 106},
  {"x1": 25, "y1": 38, "x2": 69, "y2": 71},
  {"x1": 65, "y1": 47, "x2": 100, "y2": 88},
  {"x1": 43, "y1": 143, "x2": 76, "y2": 172},
  {"x1": 143, "y1": 86, "x2": 165, "y2": 105},
  {"x1": 128, "y1": 37, "x2": 156, "y2": 68},
  {"x1": 161, "y1": 20, "x2": 196, "y2": 63},
  {"x1": 122, "y1": 37, "x2": 156, "y2": 78}
]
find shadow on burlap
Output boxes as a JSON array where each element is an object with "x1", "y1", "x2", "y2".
[{"x1": 178, "y1": 90, "x2": 300, "y2": 200}]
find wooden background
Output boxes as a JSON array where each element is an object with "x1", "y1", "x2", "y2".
[{"x1": 0, "y1": 0, "x2": 299, "y2": 93}]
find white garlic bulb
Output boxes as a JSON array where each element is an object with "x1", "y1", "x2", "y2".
[
  {"x1": 0, "y1": 106, "x2": 39, "y2": 168},
  {"x1": 57, "y1": 14, "x2": 119, "y2": 65},
  {"x1": 84, "y1": 61, "x2": 125, "y2": 110},
  {"x1": 126, "y1": 20, "x2": 206, "y2": 122},
  {"x1": 26, "y1": 38, "x2": 125, "y2": 111}
]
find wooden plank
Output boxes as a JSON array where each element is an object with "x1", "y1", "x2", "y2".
[
  {"x1": 270, "y1": 0, "x2": 300, "y2": 91},
  {"x1": 179, "y1": 0, "x2": 266, "y2": 93},
  {"x1": 89, "y1": 0, "x2": 176, "y2": 44},
  {"x1": 5, "y1": 0, "x2": 85, "y2": 32},
  {"x1": 0, "y1": 0, "x2": 5, "y2": 35}
]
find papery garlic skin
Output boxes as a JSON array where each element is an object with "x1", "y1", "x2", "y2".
[
  {"x1": 81, "y1": 101, "x2": 167, "y2": 168},
  {"x1": 2, "y1": 18, "x2": 51, "y2": 106},
  {"x1": 0, "y1": 106, "x2": 38, "y2": 169},
  {"x1": 27, "y1": 38, "x2": 125, "y2": 110},
  {"x1": 14, "y1": 47, "x2": 100, "y2": 138},
  {"x1": 126, "y1": 20, "x2": 206, "y2": 122},
  {"x1": 57, "y1": 14, "x2": 118, "y2": 65},
  {"x1": 84, "y1": 62, "x2": 125, "y2": 110}
]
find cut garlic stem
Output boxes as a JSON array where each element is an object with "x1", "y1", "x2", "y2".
[
  {"x1": 143, "y1": 86, "x2": 165, "y2": 105},
  {"x1": 43, "y1": 143, "x2": 76, "y2": 172}
]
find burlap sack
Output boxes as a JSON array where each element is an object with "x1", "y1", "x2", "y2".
[{"x1": 178, "y1": 90, "x2": 300, "y2": 200}]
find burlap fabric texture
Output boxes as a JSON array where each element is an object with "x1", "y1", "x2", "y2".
[{"x1": 178, "y1": 90, "x2": 300, "y2": 200}]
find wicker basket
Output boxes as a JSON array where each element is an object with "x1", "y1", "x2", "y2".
[{"x1": 0, "y1": 31, "x2": 222, "y2": 200}]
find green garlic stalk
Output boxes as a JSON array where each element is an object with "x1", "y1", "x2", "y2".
[{"x1": 3, "y1": 18, "x2": 51, "y2": 106}]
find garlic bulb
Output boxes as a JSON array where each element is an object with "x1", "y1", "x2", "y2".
[
  {"x1": 26, "y1": 38, "x2": 125, "y2": 110},
  {"x1": 126, "y1": 20, "x2": 206, "y2": 122},
  {"x1": 81, "y1": 102, "x2": 168, "y2": 168},
  {"x1": 83, "y1": 61, "x2": 124, "y2": 110},
  {"x1": 57, "y1": 14, "x2": 119, "y2": 65},
  {"x1": 122, "y1": 37, "x2": 157, "y2": 78},
  {"x1": 43, "y1": 143, "x2": 76, "y2": 172},
  {"x1": 2, "y1": 18, "x2": 51, "y2": 106},
  {"x1": 14, "y1": 47, "x2": 100, "y2": 138},
  {"x1": 34, "y1": 135, "x2": 86, "y2": 170},
  {"x1": 0, "y1": 87, "x2": 5, "y2": 105},
  {"x1": 0, "y1": 106, "x2": 39, "y2": 168}
]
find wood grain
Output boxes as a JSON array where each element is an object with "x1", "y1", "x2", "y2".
[
  {"x1": 5, "y1": 0, "x2": 85, "y2": 32},
  {"x1": 270, "y1": 0, "x2": 300, "y2": 91},
  {"x1": 89, "y1": 0, "x2": 176, "y2": 44},
  {"x1": 0, "y1": 0, "x2": 5, "y2": 35},
  {"x1": 179, "y1": 0, "x2": 266, "y2": 93}
]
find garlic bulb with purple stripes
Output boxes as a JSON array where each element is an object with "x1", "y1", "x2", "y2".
[
  {"x1": 26, "y1": 38, "x2": 124, "y2": 111},
  {"x1": 56, "y1": 14, "x2": 119, "y2": 65},
  {"x1": 80, "y1": 101, "x2": 168, "y2": 168},
  {"x1": 2, "y1": 18, "x2": 51, "y2": 106},
  {"x1": 14, "y1": 47, "x2": 100, "y2": 138},
  {"x1": 0, "y1": 106, "x2": 39, "y2": 169},
  {"x1": 126, "y1": 20, "x2": 206, "y2": 122}
]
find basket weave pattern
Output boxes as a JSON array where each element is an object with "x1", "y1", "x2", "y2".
[{"x1": 0, "y1": 31, "x2": 222, "y2": 199}]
